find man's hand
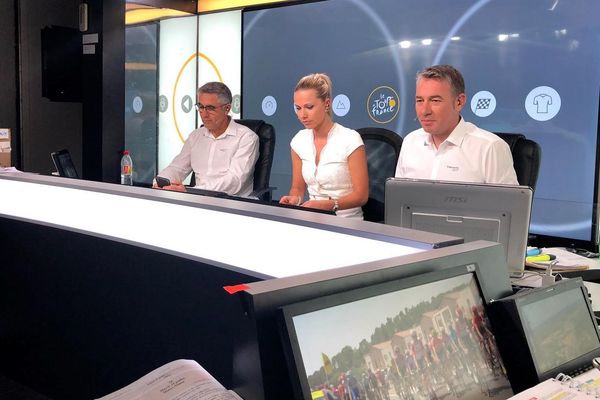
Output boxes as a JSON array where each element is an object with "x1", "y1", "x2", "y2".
[
  {"x1": 153, "y1": 180, "x2": 186, "y2": 192},
  {"x1": 163, "y1": 182, "x2": 186, "y2": 192}
]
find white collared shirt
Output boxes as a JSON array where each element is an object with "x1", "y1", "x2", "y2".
[
  {"x1": 395, "y1": 118, "x2": 518, "y2": 185},
  {"x1": 291, "y1": 123, "x2": 364, "y2": 218},
  {"x1": 159, "y1": 119, "x2": 259, "y2": 196}
]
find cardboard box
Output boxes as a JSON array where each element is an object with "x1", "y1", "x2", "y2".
[
  {"x1": 0, "y1": 152, "x2": 10, "y2": 168},
  {"x1": 0, "y1": 128, "x2": 12, "y2": 167}
]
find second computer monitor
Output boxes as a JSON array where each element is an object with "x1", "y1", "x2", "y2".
[
  {"x1": 384, "y1": 178, "x2": 533, "y2": 274},
  {"x1": 51, "y1": 149, "x2": 78, "y2": 179}
]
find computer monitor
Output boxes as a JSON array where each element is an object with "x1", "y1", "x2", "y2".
[
  {"x1": 279, "y1": 264, "x2": 512, "y2": 400},
  {"x1": 50, "y1": 149, "x2": 78, "y2": 179},
  {"x1": 234, "y1": 241, "x2": 513, "y2": 400},
  {"x1": 384, "y1": 178, "x2": 533, "y2": 275},
  {"x1": 489, "y1": 278, "x2": 600, "y2": 393}
]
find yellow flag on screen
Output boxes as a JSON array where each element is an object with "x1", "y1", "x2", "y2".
[{"x1": 321, "y1": 352, "x2": 333, "y2": 375}]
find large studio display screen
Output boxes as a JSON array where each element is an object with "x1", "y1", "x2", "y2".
[
  {"x1": 243, "y1": 0, "x2": 600, "y2": 244},
  {"x1": 280, "y1": 266, "x2": 512, "y2": 400}
]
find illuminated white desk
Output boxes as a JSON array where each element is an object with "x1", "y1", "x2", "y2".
[
  {"x1": 0, "y1": 173, "x2": 462, "y2": 278},
  {"x1": 0, "y1": 173, "x2": 461, "y2": 399}
]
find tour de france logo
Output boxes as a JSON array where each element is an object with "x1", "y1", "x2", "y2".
[{"x1": 367, "y1": 86, "x2": 400, "y2": 124}]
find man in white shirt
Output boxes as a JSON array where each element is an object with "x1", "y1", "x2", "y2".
[
  {"x1": 155, "y1": 82, "x2": 259, "y2": 196},
  {"x1": 395, "y1": 65, "x2": 518, "y2": 185}
]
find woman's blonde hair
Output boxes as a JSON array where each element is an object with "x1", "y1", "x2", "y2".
[{"x1": 295, "y1": 73, "x2": 333, "y2": 116}]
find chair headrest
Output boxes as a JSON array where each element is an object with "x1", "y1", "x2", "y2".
[{"x1": 494, "y1": 132, "x2": 525, "y2": 151}]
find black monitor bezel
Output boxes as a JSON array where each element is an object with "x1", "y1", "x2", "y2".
[
  {"x1": 51, "y1": 149, "x2": 78, "y2": 179},
  {"x1": 516, "y1": 278, "x2": 600, "y2": 381},
  {"x1": 234, "y1": 241, "x2": 513, "y2": 400},
  {"x1": 278, "y1": 263, "x2": 495, "y2": 400}
]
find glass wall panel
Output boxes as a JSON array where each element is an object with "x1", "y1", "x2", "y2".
[{"x1": 125, "y1": 23, "x2": 159, "y2": 185}]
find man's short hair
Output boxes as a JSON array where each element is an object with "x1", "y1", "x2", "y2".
[
  {"x1": 416, "y1": 65, "x2": 465, "y2": 97},
  {"x1": 197, "y1": 82, "x2": 232, "y2": 105}
]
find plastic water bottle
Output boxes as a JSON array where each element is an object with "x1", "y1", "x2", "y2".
[{"x1": 120, "y1": 150, "x2": 133, "y2": 185}]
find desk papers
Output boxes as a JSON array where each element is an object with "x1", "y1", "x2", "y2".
[{"x1": 95, "y1": 359, "x2": 242, "y2": 400}]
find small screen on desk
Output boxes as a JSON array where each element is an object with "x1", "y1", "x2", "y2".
[{"x1": 520, "y1": 283, "x2": 600, "y2": 376}]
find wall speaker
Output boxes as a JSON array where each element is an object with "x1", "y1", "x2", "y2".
[
  {"x1": 41, "y1": 25, "x2": 82, "y2": 102},
  {"x1": 79, "y1": 3, "x2": 88, "y2": 32}
]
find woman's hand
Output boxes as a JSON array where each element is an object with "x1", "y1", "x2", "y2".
[
  {"x1": 280, "y1": 195, "x2": 301, "y2": 205},
  {"x1": 302, "y1": 199, "x2": 335, "y2": 211}
]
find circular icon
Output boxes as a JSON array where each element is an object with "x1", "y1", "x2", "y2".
[
  {"x1": 333, "y1": 94, "x2": 351, "y2": 117},
  {"x1": 525, "y1": 86, "x2": 561, "y2": 121},
  {"x1": 232, "y1": 94, "x2": 241, "y2": 114},
  {"x1": 470, "y1": 91, "x2": 496, "y2": 118},
  {"x1": 132, "y1": 96, "x2": 143, "y2": 114},
  {"x1": 159, "y1": 95, "x2": 168, "y2": 113},
  {"x1": 181, "y1": 95, "x2": 193, "y2": 113},
  {"x1": 367, "y1": 86, "x2": 400, "y2": 124},
  {"x1": 172, "y1": 52, "x2": 223, "y2": 143},
  {"x1": 262, "y1": 96, "x2": 277, "y2": 116}
]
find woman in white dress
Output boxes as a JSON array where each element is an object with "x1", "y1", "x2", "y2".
[{"x1": 280, "y1": 73, "x2": 368, "y2": 218}]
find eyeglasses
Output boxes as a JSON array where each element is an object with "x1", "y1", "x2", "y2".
[{"x1": 195, "y1": 103, "x2": 229, "y2": 113}]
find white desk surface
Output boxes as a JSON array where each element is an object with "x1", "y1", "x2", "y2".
[
  {"x1": 0, "y1": 175, "x2": 441, "y2": 280},
  {"x1": 512, "y1": 247, "x2": 600, "y2": 311}
]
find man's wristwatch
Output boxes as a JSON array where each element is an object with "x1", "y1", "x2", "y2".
[{"x1": 332, "y1": 199, "x2": 339, "y2": 212}]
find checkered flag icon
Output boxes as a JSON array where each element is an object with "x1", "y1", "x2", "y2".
[{"x1": 476, "y1": 98, "x2": 491, "y2": 110}]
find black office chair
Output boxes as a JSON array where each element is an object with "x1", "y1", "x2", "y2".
[
  {"x1": 51, "y1": 149, "x2": 79, "y2": 178},
  {"x1": 495, "y1": 132, "x2": 542, "y2": 191},
  {"x1": 236, "y1": 119, "x2": 276, "y2": 201},
  {"x1": 189, "y1": 119, "x2": 276, "y2": 201},
  {"x1": 357, "y1": 127, "x2": 403, "y2": 222}
]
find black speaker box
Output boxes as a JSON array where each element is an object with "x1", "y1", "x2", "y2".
[{"x1": 41, "y1": 25, "x2": 82, "y2": 102}]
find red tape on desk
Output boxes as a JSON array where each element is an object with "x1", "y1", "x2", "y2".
[{"x1": 223, "y1": 284, "x2": 250, "y2": 294}]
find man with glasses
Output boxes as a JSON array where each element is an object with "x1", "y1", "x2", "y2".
[{"x1": 155, "y1": 81, "x2": 259, "y2": 196}]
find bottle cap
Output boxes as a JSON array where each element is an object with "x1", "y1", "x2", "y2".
[{"x1": 123, "y1": 150, "x2": 129, "y2": 155}]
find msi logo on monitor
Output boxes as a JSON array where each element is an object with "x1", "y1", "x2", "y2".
[{"x1": 444, "y1": 196, "x2": 467, "y2": 204}]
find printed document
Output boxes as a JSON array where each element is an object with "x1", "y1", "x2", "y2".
[{"x1": 95, "y1": 359, "x2": 243, "y2": 400}]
